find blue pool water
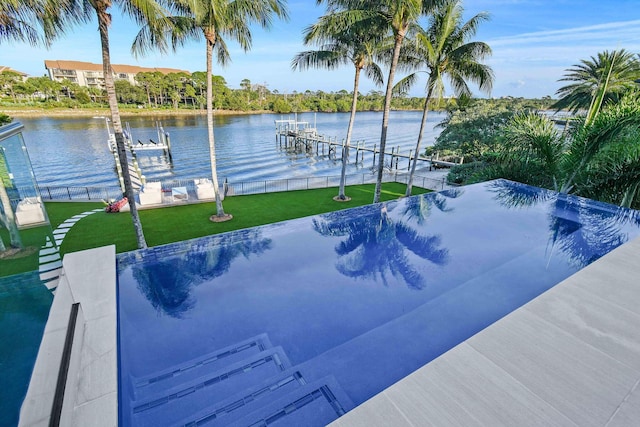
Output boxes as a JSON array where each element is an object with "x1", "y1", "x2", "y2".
[
  {"x1": 116, "y1": 180, "x2": 640, "y2": 426},
  {"x1": 0, "y1": 272, "x2": 53, "y2": 427}
]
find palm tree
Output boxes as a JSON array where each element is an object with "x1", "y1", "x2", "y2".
[
  {"x1": 55, "y1": 1, "x2": 169, "y2": 249},
  {"x1": 553, "y1": 49, "x2": 640, "y2": 124},
  {"x1": 395, "y1": 0, "x2": 493, "y2": 196},
  {"x1": 317, "y1": 0, "x2": 445, "y2": 203},
  {"x1": 292, "y1": 11, "x2": 384, "y2": 201},
  {"x1": 133, "y1": 0, "x2": 288, "y2": 221}
]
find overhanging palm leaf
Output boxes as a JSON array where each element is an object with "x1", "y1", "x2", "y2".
[{"x1": 0, "y1": 0, "x2": 80, "y2": 46}]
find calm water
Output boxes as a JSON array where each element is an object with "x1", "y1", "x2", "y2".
[
  {"x1": 18, "y1": 111, "x2": 445, "y2": 188},
  {"x1": 117, "y1": 180, "x2": 640, "y2": 426}
]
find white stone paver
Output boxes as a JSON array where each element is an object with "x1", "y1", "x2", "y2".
[{"x1": 38, "y1": 209, "x2": 102, "y2": 291}]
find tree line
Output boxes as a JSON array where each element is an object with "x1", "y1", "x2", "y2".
[{"x1": 0, "y1": 69, "x2": 445, "y2": 113}]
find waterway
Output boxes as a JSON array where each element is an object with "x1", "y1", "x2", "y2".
[{"x1": 18, "y1": 111, "x2": 446, "y2": 188}]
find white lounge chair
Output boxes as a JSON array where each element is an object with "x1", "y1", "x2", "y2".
[
  {"x1": 15, "y1": 197, "x2": 46, "y2": 227},
  {"x1": 139, "y1": 181, "x2": 162, "y2": 205},
  {"x1": 194, "y1": 178, "x2": 219, "y2": 200}
]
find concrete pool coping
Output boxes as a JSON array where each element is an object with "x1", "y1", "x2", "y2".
[
  {"x1": 20, "y1": 236, "x2": 640, "y2": 426},
  {"x1": 19, "y1": 245, "x2": 117, "y2": 427}
]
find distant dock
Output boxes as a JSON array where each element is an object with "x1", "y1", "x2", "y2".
[{"x1": 274, "y1": 118, "x2": 463, "y2": 170}]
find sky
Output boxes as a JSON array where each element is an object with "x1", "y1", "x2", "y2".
[{"x1": 1, "y1": 0, "x2": 640, "y2": 99}]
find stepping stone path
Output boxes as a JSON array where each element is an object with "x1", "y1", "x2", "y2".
[{"x1": 39, "y1": 208, "x2": 104, "y2": 292}]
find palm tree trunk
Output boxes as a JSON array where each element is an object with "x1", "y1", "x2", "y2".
[
  {"x1": 97, "y1": 5, "x2": 147, "y2": 249},
  {"x1": 337, "y1": 66, "x2": 362, "y2": 200},
  {"x1": 406, "y1": 85, "x2": 433, "y2": 196},
  {"x1": 0, "y1": 179, "x2": 21, "y2": 248},
  {"x1": 205, "y1": 34, "x2": 226, "y2": 218},
  {"x1": 374, "y1": 31, "x2": 405, "y2": 203}
]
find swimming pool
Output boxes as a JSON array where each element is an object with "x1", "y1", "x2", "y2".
[
  {"x1": 116, "y1": 180, "x2": 640, "y2": 426},
  {"x1": 0, "y1": 272, "x2": 53, "y2": 427}
]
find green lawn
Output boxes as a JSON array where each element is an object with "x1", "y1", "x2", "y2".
[{"x1": 1, "y1": 183, "x2": 428, "y2": 277}]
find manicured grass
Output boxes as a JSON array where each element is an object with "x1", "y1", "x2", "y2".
[
  {"x1": 1, "y1": 183, "x2": 428, "y2": 277},
  {"x1": 0, "y1": 226, "x2": 52, "y2": 276}
]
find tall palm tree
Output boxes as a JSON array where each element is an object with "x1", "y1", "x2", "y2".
[
  {"x1": 317, "y1": 0, "x2": 445, "y2": 203},
  {"x1": 395, "y1": 0, "x2": 493, "y2": 196},
  {"x1": 552, "y1": 49, "x2": 640, "y2": 124},
  {"x1": 292, "y1": 12, "x2": 384, "y2": 201},
  {"x1": 57, "y1": 0, "x2": 169, "y2": 249},
  {"x1": 133, "y1": 0, "x2": 288, "y2": 221}
]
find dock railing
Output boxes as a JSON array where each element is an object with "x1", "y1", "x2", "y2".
[{"x1": 34, "y1": 172, "x2": 455, "y2": 202}]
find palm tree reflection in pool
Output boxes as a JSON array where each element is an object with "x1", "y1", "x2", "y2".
[
  {"x1": 402, "y1": 188, "x2": 465, "y2": 225},
  {"x1": 488, "y1": 180, "x2": 640, "y2": 268},
  {"x1": 313, "y1": 198, "x2": 450, "y2": 290},
  {"x1": 132, "y1": 229, "x2": 272, "y2": 318}
]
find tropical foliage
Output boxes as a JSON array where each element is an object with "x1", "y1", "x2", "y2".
[
  {"x1": 472, "y1": 90, "x2": 640, "y2": 209},
  {"x1": 0, "y1": 0, "x2": 71, "y2": 45},
  {"x1": 1, "y1": 69, "x2": 438, "y2": 112},
  {"x1": 0, "y1": 113, "x2": 11, "y2": 126}
]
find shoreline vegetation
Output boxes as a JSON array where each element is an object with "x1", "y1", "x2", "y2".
[
  {"x1": 1, "y1": 96, "x2": 552, "y2": 118},
  {"x1": 2, "y1": 106, "x2": 274, "y2": 118}
]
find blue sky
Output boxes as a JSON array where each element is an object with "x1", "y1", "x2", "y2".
[{"x1": 2, "y1": 0, "x2": 639, "y2": 98}]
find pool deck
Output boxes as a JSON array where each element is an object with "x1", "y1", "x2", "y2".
[{"x1": 330, "y1": 235, "x2": 640, "y2": 427}]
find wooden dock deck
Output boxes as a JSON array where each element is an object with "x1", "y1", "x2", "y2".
[{"x1": 275, "y1": 120, "x2": 463, "y2": 171}]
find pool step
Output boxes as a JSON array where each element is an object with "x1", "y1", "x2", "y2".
[
  {"x1": 172, "y1": 368, "x2": 308, "y2": 427},
  {"x1": 226, "y1": 377, "x2": 354, "y2": 427},
  {"x1": 130, "y1": 347, "x2": 291, "y2": 426},
  {"x1": 132, "y1": 334, "x2": 273, "y2": 399}
]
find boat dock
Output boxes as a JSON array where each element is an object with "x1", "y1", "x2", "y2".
[
  {"x1": 106, "y1": 120, "x2": 173, "y2": 192},
  {"x1": 275, "y1": 119, "x2": 463, "y2": 170}
]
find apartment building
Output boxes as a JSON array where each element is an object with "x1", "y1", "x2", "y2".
[
  {"x1": 0, "y1": 66, "x2": 28, "y2": 80},
  {"x1": 44, "y1": 60, "x2": 190, "y2": 88}
]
